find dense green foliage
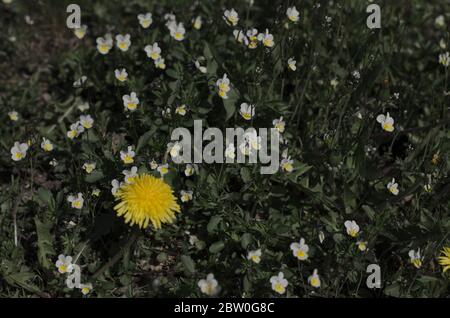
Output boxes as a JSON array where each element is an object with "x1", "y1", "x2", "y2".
[{"x1": 0, "y1": 0, "x2": 449, "y2": 298}]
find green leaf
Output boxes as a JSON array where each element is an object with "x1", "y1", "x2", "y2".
[
  {"x1": 209, "y1": 241, "x2": 225, "y2": 253},
  {"x1": 34, "y1": 217, "x2": 55, "y2": 269},
  {"x1": 85, "y1": 170, "x2": 105, "y2": 183},
  {"x1": 36, "y1": 187, "x2": 55, "y2": 211},
  {"x1": 207, "y1": 215, "x2": 222, "y2": 234},
  {"x1": 180, "y1": 255, "x2": 196, "y2": 274},
  {"x1": 241, "y1": 233, "x2": 252, "y2": 249},
  {"x1": 136, "y1": 128, "x2": 156, "y2": 153}
]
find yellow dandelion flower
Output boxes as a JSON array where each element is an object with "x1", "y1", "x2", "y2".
[
  {"x1": 114, "y1": 174, "x2": 180, "y2": 229},
  {"x1": 438, "y1": 247, "x2": 450, "y2": 273}
]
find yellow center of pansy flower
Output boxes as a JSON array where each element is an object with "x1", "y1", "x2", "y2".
[
  {"x1": 123, "y1": 155, "x2": 134, "y2": 164},
  {"x1": 73, "y1": 201, "x2": 82, "y2": 208},
  {"x1": 43, "y1": 143, "x2": 53, "y2": 151},
  {"x1": 263, "y1": 39, "x2": 273, "y2": 47},
  {"x1": 242, "y1": 112, "x2": 252, "y2": 120},
  {"x1": 99, "y1": 44, "x2": 110, "y2": 54},
  {"x1": 58, "y1": 265, "x2": 67, "y2": 273},
  {"x1": 310, "y1": 277, "x2": 320, "y2": 287},
  {"x1": 412, "y1": 259, "x2": 422, "y2": 268},
  {"x1": 282, "y1": 163, "x2": 293, "y2": 172},
  {"x1": 81, "y1": 287, "x2": 90, "y2": 295},
  {"x1": 218, "y1": 83, "x2": 229, "y2": 91},
  {"x1": 160, "y1": 167, "x2": 168, "y2": 174},
  {"x1": 114, "y1": 174, "x2": 181, "y2": 229},
  {"x1": 14, "y1": 152, "x2": 23, "y2": 159},
  {"x1": 127, "y1": 103, "x2": 137, "y2": 110},
  {"x1": 273, "y1": 283, "x2": 285, "y2": 294},
  {"x1": 251, "y1": 255, "x2": 260, "y2": 263},
  {"x1": 74, "y1": 29, "x2": 85, "y2": 39},
  {"x1": 150, "y1": 52, "x2": 159, "y2": 60},
  {"x1": 174, "y1": 33, "x2": 183, "y2": 40},
  {"x1": 68, "y1": 130, "x2": 77, "y2": 138},
  {"x1": 383, "y1": 122, "x2": 394, "y2": 132},
  {"x1": 349, "y1": 229, "x2": 358, "y2": 237},
  {"x1": 296, "y1": 250, "x2": 306, "y2": 259}
]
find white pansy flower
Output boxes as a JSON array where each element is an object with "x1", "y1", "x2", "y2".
[
  {"x1": 67, "y1": 122, "x2": 84, "y2": 139},
  {"x1": 111, "y1": 179, "x2": 122, "y2": 196},
  {"x1": 376, "y1": 112, "x2": 395, "y2": 132},
  {"x1": 224, "y1": 8, "x2": 239, "y2": 26},
  {"x1": 180, "y1": 190, "x2": 193, "y2": 202},
  {"x1": 273, "y1": 117, "x2": 285, "y2": 133},
  {"x1": 319, "y1": 231, "x2": 325, "y2": 244},
  {"x1": 116, "y1": 34, "x2": 131, "y2": 52},
  {"x1": 233, "y1": 30, "x2": 248, "y2": 45},
  {"x1": 193, "y1": 16, "x2": 202, "y2": 30},
  {"x1": 67, "y1": 193, "x2": 84, "y2": 209},
  {"x1": 154, "y1": 57, "x2": 166, "y2": 70},
  {"x1": 96, "y1": 34, "x2": 113, "y2": 55},
  {"x1": 286, "y1": 6, "x2": 300, "y2": 22},
  {"x1": 10, "y1": 142, "x2": 28, "y2": 161},
  {"x1": 74, "y1": 25, "x2": 87, "y2": 39},
  {"x1": 287, "y1": 57, "x2": 297, "y2": 71},
  {"x1": 246, "y1": 28, "x2": 258, "y2": 48},
  {"x1": 169, "y1": 22, "x2": 185, "y2": 41},
  {"x1": 435, "y1": 15, "x2": 445, "y2": 28},
  {"x1": 73, "y1": 75, "x2": 87, "y2": 88},
  {"x1": 144, "y1": 42, "x2": 161, "y2": 60},
  {"x1": 387, "y1": 178, "x2": 399, "y2": 195},
  {"x1": 290, "y1": 238, "x2": 309, "y2": 260},
  {"x1": 439, "y1": 52, "x2": 450, "y2": 67},
  {"x1": 41, "y1": 137, "x2": 54, "y2": 152},
  {"x1": 198, "y1": 274, "x2": 220, "y2": 296},
  {"x1": 247, "y1": 249, "x2": 262, "y2": 264},
  {"x1": 122, "y1": 166, "x2": 138, "y2": 184},
  {"x1": 239, "y1": 103, "x2": 255, "y2": 120},
  {"x1": 408, "y1": 249, "x2": 423, "y2": 269},
  {"x1": 175, "y1": 104, "x2": 187, "y2": 116},
  {"x1": 8, "y1": 110, "x2": 19, "y2": 121},
  {"x1": 150, "y1": 160, "x2": 158, "y2": 170},
  {"x1": 357, "y1": 241, "x2": 368, "y2": 252},
  {"x1": 157, "y1": 164, "x2": 169, "y2": 177},
  {"x1": 189, "y1": 235, "x2": 199, "y2": 246},
  {"x1": 120, "y1": 146, "x2": 135, "y2": 164},
  {"x1": 344, "y1": 220, "x2": 360, "y2": 237},
  {"x1": 122, "y1": 92, "x2": 139, "y2": 111},
  {"x1": 280, "y1": 157, "x2": 294, "y2": 172},
  {"x1": 308, "y1": 269, "x2": 321, "y2": 288},
  {"x1": 77, "y1": 102, "x2": 89, "y2": 112},
  {"x1": 115, "y1": 68, "x2": 128, "y2": 82},
  {"x1": 257, "y1": 29, "x2": 274, "y2": 48},
  {"x1": 168, "y1": 142, "x2": 182, "y2": 159},
  {"x1": 82, "y1": 162, "x2": 96, "y2": 174},
  {"x1": 330, "y1": 78, "x2": 339, "y2": 88},
  {"x1": 79, "y1": 114, "x2": 94, "y2": 129},
  {"x1": 138, "y1": 13, "x2": 153, "y2": 29},
  {"x1": 184, "y1": 164, "x2": 196, "y2": 177},
  {"x1": 216, "y1": 74, "x2": 231, "y2": 99},
  {"x1": 80, "y1": 283, "x2": 93, "y2": 295},
  {"x1": 55, "y1": 255, "x2": 74, "y2": 274},
  {"x1": 270, "y1": 272, "x2": 288, "y2": 295},
  {"x1": 194, "y1": 59, "x2": 207, "y2": 74}
]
